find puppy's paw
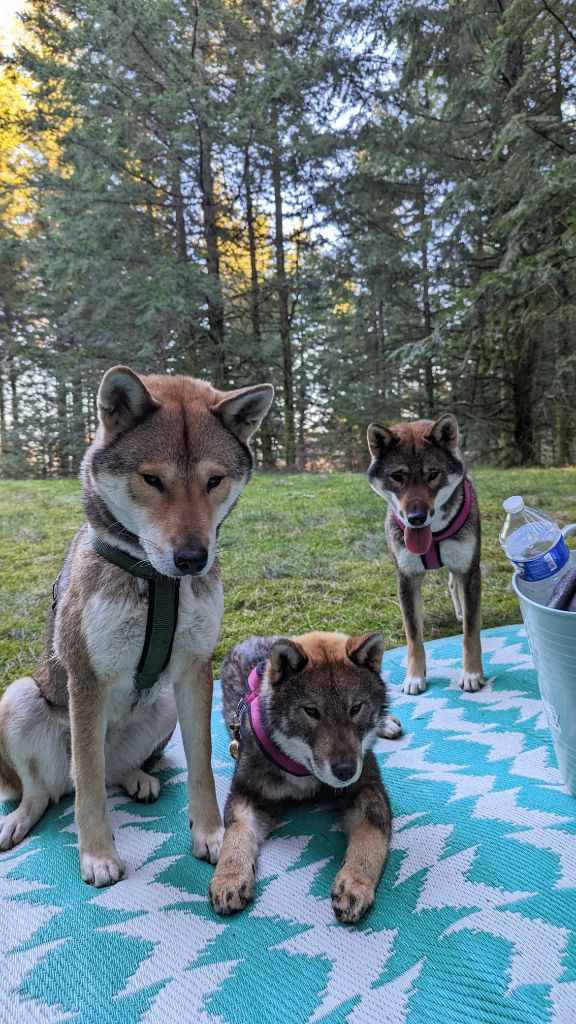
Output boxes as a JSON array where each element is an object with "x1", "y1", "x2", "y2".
[
  {"x1": 458, "y1": 670, "x2": 486, "y2": 693},
  {"x1": 123, "y1": 769, "x2": 160, "y2": 803},
  {"x1": 331, "y1": 869, "x2": 374, "y2": 925},
  {"x1": 191, "y1": 822, "x2": 224, "y2": 865},
  {"x1": 209, "y1": 862, "x2": 255, "y2": 916},
  {"x1": 402, "y1": 674, "x2": 426, "y2": 695},
  {"x1": 80, "y1": 849, "x2": 125, "y2": 887},
  {"x1": 378, "y1": 714, "x2": 403, "y2": 740}
]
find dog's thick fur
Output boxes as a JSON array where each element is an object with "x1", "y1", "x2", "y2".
[
  {"x1": 0, "y1": 366, "x2": 273, "y2": 886},
  {"x1": 367, "y1": 414, "x2": 485, "y2": 695},
  {"x1": 209, "y1": 631, "x2": 394, "y2": 924}
]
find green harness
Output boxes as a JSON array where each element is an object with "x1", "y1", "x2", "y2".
[{"x1": 87, "y1": 527, "x2": 181, "y2": 691}]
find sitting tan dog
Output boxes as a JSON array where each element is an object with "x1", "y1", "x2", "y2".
[{"x1": 0, "y1": 365, "x2": 273, "y2": 886}]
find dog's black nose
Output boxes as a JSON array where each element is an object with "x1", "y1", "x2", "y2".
[
  {"x1": 331, "y1": 761, "x2": 357, "y2": 782},
  {"x1": 407, "y1": 510, "x2": 428, "y2": 527},
  {"x1": 173, "y1": 546, "x2": 208, "y2": 575}
]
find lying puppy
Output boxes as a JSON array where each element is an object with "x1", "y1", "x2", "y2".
[
  {"x1": 367, "y1": 414, "x2": 485, "y2": 695},
  {"x1": 0, "y1": 365, "x2": 273, "y2": 886},
  {"x1": 209, "y1": 631, "x2": 395, "y2": 925}
]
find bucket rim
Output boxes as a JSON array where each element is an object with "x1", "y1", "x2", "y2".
[{"x1": 512, "y1": 571, "x2": 576, "y2": 616}]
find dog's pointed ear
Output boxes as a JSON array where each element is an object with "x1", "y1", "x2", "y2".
[
  {"x1": 212, "y1": 384, "x2": 274, "y2": 442},
  {"x1": 367, "y1": 423, "x2": 399, "y2": 459},
  {"x1": 267, "y1": 638, "x2": 308, "y2": 685},
  {"x1": 97, "y1": 366, "x2": 160, "y2": 435},
  {"x1": 346, "y1": 631, "x2": 385, "y2": 673},
  {"x1": 425, "y1": 414, "x2": 459, "y2": 451}
]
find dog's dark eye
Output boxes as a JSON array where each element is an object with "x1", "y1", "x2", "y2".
[
  {"x1": 141, "y1": 474, "x2": 164, "y2": 492},
  {"x1": 428, "y1": 470, "x2": 440, "y2": 482},
  {"x1": 350, "y1": 702, "x2": 363, "y2": 717},
  {"x1": 389, "y1": 472, "x2": 404, "y2": 484},
  {"x1": 207, "y1": 475, "x2": 224, "y2": 492},
  {"x1": 303, "y1": 706, "x2": 320, "y2": 720}
]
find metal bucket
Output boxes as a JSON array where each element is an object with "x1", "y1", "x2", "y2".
[{"x1": 512, "y1": 524, "x2": 576, "y2": 796}]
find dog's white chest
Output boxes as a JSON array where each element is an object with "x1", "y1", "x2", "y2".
[
  {"x1": 394, "y1": 545, "x2": 426, "y2": 576},
  {"x1": 82, "y1": 577, "x2": 223, "y2": 714},
  {"x1": 83, "y1": 586, "x2": 148, "y2": 685},
  {"x1": 437, "y1": 535, "x2": 476, "y2": 575},
  {"x1": 395, "y1": 537, "x2": 475, "y2": 576},
  {"x1": 164, "y1": 578, "x2": 223, "y2": 681}
]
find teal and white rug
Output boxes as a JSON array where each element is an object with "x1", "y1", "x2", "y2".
[{"x1": 2, "y1": 624, "x2": 575, "y2": 1024}]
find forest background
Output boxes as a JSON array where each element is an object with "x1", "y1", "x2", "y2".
[{"x1": 0, "y1": 0, "x2": 575, "y2": 478}]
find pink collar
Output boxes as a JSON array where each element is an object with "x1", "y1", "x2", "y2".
[
  {"x1": 244, "y1": 667, "x2": 311, "y2": 777},
  {"x1": 392, "y1": 478, "x2": 472, "y2": 571}
]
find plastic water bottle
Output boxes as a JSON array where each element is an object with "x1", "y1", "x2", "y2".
[{"x1": 500, "y1": 496, "x2": 570, "y2": 605}]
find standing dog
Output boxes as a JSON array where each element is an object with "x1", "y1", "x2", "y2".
[
  {"x1": 209, "y1": 631, "x2": 393, "y2": 924},
  {"x1": 367, "y1": 414, "x2": 484, "y2": 695},
  {"x1": 0, "y1": 366, "x2": 273, "y2": 886}
]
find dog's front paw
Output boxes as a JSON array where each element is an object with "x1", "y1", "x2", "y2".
[
  {"x1": 123, "y1": 768, "x2": 160, "y2": 803},
  {"x1": 458, "y1": 670, "x2": 486, "y2": 693},
  {"x1": 402, "y1": 674, "x2": 426, "y2": 695},
  {"x1": 209, "y1": 862, "x2": 255, "y2": 916},
  {"x1": 80, "y1": 849, "x2": 125, "y2": 887},
  {"x1": 191, "y1": 822, "x2": 224, "y2": 864},
  {"x1": 331, "y1": 869, "x2": 375, "y2": 924},
  {"x1": 378, "y1": 714, "x2": 403, "y2": 739}
]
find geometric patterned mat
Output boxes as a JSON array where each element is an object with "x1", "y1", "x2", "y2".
[{"x1": 1, "y1": 625, "x2": 575, "y2": 1024}]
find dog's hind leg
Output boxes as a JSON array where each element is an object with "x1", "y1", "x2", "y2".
[
  {"x1": 105, "y1": 689, "x2": 177, "y2": 804},
  {"x1": 0, "y1": 791, "x2": 49, "y2": 850},
  {"x1": 449, "y1": 572, "x2": 463, "y2": 622},
  {"x1": 0, "y1": 677, "x2": 72, "y2": 850}
]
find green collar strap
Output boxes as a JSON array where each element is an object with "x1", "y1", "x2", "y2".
[{"x1": 87, "y1": 526, "x2": 180, "y2": 691}]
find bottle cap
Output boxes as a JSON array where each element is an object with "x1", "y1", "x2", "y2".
[{"x1": 503, "y1": 495, "x2": 524, "y2": 514}]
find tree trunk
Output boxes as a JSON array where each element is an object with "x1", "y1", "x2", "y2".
[
  {"x1": 270, "y1": 103, "x2": 296, "y2": 471},
  {"x1": 71, "y1": 376, "x2": 85, "y2": 471},
  {"x1": 554, "y1": 317, "x2": 572, "y2": 464},
  {"x1": 511, "y1": 337, "x2": 536, "y2": 464},
  {"x1": 418, "y1": 181, "x2": 435, "y2": 416},
  {"x1": 0, "y1": 370, "x2": 5, "y2": 456},
  {"x1": 9, "y1": 362, "x2": 19, "y2": 456},
  {"x1": 245, "y1": 147, "x2": 275, "y2": 470},
  {"x1": 192, "y1": 4, "x2": 226, "y2": 386},
  {"x1": 172, "y1": 163, "x2": 188, "y2": 262},
  {"x1": 198, "y1": 126, "x2": 226, "y2": 386}
]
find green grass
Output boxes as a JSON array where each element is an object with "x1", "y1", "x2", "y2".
[{"x1": 2, "y1": 468, "x2": 576, "y2": 691}]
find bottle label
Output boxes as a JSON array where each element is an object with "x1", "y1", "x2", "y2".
[{"x1": 516, "y1": 537, "x2": 570, "y2": 582}]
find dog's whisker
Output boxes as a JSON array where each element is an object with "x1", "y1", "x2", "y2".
[{"x1": 109, "y1": 523, "x2": 165, "y2": 556}]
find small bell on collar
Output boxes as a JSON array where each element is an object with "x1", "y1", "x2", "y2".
[{"x1": 228, "y1": 719, "x2": 241, "y2": 760}]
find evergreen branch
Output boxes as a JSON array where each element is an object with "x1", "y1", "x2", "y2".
[{"x1": 539, "y1": 1, "x2": 576, "y2": 47}]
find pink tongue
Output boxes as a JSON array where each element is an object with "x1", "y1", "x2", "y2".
[{"x1": 404, "y1": 525, "x2": 433, "y2": 555}]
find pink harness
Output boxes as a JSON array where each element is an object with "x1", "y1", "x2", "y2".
[
  {"x1": 244, "y1": 667, "x2": 310, "y2": 777},
  {"x1": 392, "y1": 478, "x2": 472, "y2": 571}
]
